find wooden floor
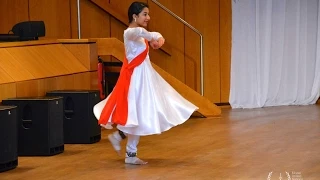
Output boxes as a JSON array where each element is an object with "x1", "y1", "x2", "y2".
[{"x1": 1, "y1": 105, "x2": 320, "y2": 180}]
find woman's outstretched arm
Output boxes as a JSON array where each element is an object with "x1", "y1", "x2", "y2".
[{"x1": 124, "y1": 27, "x2": 162, "y2": 41}]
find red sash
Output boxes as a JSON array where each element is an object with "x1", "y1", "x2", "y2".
[{"x1": 98, "y1": 39, "x2": 149, "y2": 125}]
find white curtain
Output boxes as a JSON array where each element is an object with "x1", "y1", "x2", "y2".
[{"x1": 230, "y1": 0, "x2": 320, "y2": 108}]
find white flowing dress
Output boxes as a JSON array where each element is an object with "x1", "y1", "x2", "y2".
[{"x1": 93, "y1": 27, "x2": 198, "y2": 136}]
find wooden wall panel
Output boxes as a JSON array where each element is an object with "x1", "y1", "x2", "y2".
[
  {"x1": 108, "y1": 0, "x2": 185, "y2": 82},
  {"x1": 109, "y1": 0, "x2": 147, "y2": 22},
  {"x1": 29, "y1": 0, "x2": 71, "y2": 38},
  {"x1": 0, "y1": 83, "x2": 17, "y2": 102},
  {"x1": 70, "y1": 0, "x2": 80, "y2": 39},
  {"x1": 16, "y1": 78, "x2": 54, "y2": 97},
  {"x1": 184, "y1": 27, "x2": 199, "y2": 92},
  {"x1": 148, "y1": 0, "x2": 185, "y2": 82},
  {"x1": 108, "y1": 0, "x2": 159, "y2": 56},
  {"x1": 41, "y1": 71, "x2": 96, "y2": 94},
  {"x1": 0, "y1": 49, "x2": 35, "y2": 81},
  {"x1": 110, "y1": 17, "x2": 127, "y2": 62},
  {"x1": 185, "y1": 0, "x2": 221, "y2": 103},
  {"x1": 0, "y1": 67, "x2": 15, "y2": 84},
  {"x1": 70, "y1": 0, "x2": 111, "y2": 64},
  {"x1": 90, "y1": 0, "x2": 231, "y2": 103},
  {"x1": 220, "y1": 0, "x2": 232, "y2": 102},
  {"x1": 63, "y1": 43, "x2": 98, "y2": 71},
  {"x1": 38, "y1": 77, "x2": 57, "y2": 96},
  {"x1": 90, "y1": 71, "x2": 99, "y2": 90},
  {"x1": 0, "y1": 0, "x2": 29, "y2": 34},
  {"x1": 0, "y1": 0, "x2": 232, "y2": 103},
  {"x1": 5, "y1": 44, "x2": 87, "y2": 79},
  {"x1": 16, "y1": 80, "x2": 40, "y2": 97},
  {"x1": 55, "y1": 75, "x2": 74, "y2": 90},
  {"x1": 15, "y1": 73, "x2": 93, "y2": 98},
  {"x1": 55, "y1": 73, "x2": 92, "y2": 90},
  {"x1": 110, "y1": 17, "x2": 126, "y2": 42},
  {"x1": 184, "y1": 0, "x2": 202, "y2": 95},
  {"x1": 42, "y1": 44, "x2": 88, "y2": 72},
  {"x1": 73, "y1": 72, "x2": 91, "y2": 89},
  {"x1": 16, "y1": 78, "x2": 57, "y2": 97},
  {"x1": 76, "y1": 0, "x2": 111, "y2": 39},
  {"x1": 203, "y1": 1, "x2": 220, "y2": 103}
]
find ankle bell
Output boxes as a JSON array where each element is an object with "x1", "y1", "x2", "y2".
[{"x1": 126, "y1": 152, "x2": 137, "y2": 157}]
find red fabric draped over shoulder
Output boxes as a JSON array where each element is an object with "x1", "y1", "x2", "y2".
[{"x1": 98, "y1": 39, "x2": 149, "y2": 125}]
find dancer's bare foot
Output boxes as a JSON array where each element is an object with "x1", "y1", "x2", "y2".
[
  {"x1": 108, "y1": 134, "x2": 121, "y2": 156},
  {"x1": 125, "y1": 157, "x2": 148, "y2": 165}
]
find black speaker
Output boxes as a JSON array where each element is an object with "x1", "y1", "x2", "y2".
[
  {"x1": 0, "y1": 106, "x2": 18, "y2": 172},
  {"x1": 0, "y1": 21, "x2": 45, "y2": 42},
  {"x1": 46, "y1": 90, "x2": 101, "y2": 144},
  {"x1": 12, "y1": 21, "x2": 45, "y2": 41},
  {"x1": 2, "y1": 97, "x2": 64, "y2": 156}
]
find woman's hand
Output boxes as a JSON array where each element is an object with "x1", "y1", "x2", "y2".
[
  {"x1": 150, "y1": 40, "x2": 159, "y2": 49},
  {"x1": 150, "y1": 37, "x2": 165, "y2": 49},
  {"x1": 157, "y1": 37, "x2": 165, "y2": 47}
]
